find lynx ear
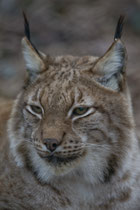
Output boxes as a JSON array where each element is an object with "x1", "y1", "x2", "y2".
[
  {"x1": 22, "y1": 12, "x2": 46, "y2": 80},
  {"x1": 22, "y1": 37, "x2": 46, "y2": 73},
  {"x1": 94, "y1": 16, "x2": 126, "y2": 91}
]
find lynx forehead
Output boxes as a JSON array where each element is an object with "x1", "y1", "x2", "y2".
[{"x1": 26, "y1": 55, "x2": 98, "y2": 105}]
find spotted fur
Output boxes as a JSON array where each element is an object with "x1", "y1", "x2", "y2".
[{"x1": 0, "y1": 18, "x2": 140, "y2": 210}]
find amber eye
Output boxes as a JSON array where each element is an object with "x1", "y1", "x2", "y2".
[
  {"x1": 30, "y1": 105, "x2": 42, "y2": 114},
  {"x1": 72, "y1": 107, "x2": 89, "y2": 116}
]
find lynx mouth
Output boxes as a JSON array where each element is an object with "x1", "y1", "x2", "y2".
[{"x1": 41, "y1": 154, "x2": 79, "y2": 165}]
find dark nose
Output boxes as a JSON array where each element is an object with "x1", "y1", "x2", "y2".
[{"x1": 43, "y1": 138, "x2": 59, "y2": 152}]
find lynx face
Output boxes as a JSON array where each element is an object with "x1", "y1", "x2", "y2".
[{"x1": 8, "y1": 21, "x2": 133, "y2": 183}]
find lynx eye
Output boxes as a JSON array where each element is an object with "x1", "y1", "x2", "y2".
[
  {"x1": 73, "y1": 107, "x2": 89, "y2": 115},
  {"x1": 30, "y1": 105, "x2": 42, "y2": 114}
]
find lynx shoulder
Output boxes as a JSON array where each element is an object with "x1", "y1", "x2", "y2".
[{"x1": 0, "y1": 16, "x2": 140, "y2": 210}]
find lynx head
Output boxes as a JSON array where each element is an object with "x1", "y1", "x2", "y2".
[{"x1": 8, "y1": 16, "x2": 134, "y2": 184}]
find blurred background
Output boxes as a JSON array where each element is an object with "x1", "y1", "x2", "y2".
[{"x1": 0, "y1": 0, "x2": 140, "y2": 135}]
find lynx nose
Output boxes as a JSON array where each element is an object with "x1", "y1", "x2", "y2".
[{"x1": 43, "y1": 138, "x2": 59, "y2": 152}]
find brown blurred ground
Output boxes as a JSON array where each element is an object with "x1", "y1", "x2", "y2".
[{"x1": 0, "y1": 0, "x2": 140, "y2": 135}]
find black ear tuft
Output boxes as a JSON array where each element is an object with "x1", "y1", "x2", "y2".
[
  {"x1": 114, "y1": 15, "x2": 125, "y2": 40},
  {"x1": 23, "y1": 11, "x2": 31, "y2": 41},
  {"x1": 22, "y1": 11, "x2": 41, "y2": 56}
]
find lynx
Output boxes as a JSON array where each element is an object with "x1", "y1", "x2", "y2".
[{"x1": 0, "y1": 15, "x2": 140, "y2": 210}]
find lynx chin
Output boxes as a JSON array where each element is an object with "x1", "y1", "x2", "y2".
[{"x1": 0, "y1": 15, "x2": 140, "y2": 210}]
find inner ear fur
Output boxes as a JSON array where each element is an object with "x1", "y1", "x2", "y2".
[
  {"x1": 22, "y1": 37, "x2": 47, "y2": 80},
  {"x1": 93, "y1": 39, "x2": 127, "y2": 91}
]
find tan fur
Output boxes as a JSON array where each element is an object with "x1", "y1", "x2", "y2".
[
  {"x1": 0, "y1": 35, "x2": 140, "y2": 210},
  {"x1": 0, "y1": 99, "x2": 12, "y2": 139}
]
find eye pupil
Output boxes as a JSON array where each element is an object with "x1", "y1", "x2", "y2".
[
  {"x1": 31, "y1": 105, "x2": 42, "y2": 114},
  {"x1": 73, "y1": 107, "x2": 88, "y2": 115}
]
